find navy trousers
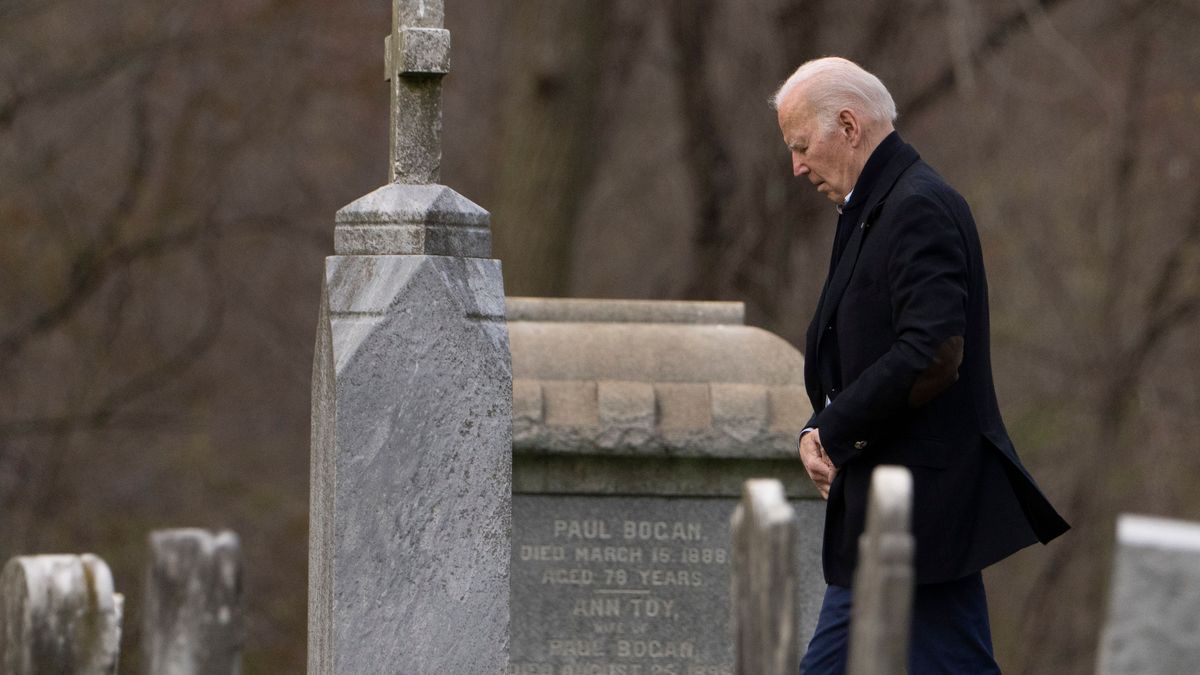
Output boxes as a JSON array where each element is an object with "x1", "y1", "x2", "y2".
[{"x1": 799, "y1": 572, "x2": 1001, "y2": 674}]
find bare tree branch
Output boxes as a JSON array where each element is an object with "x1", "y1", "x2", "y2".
[
  {"x1": 0, "y1": 229, "x2": 224, "y2": 442},
  {"x1": 0, "y1": 413, "x2": 189, "y2": 441},
  {"x1": 93, "y1": 233, "x2": 225, "y2": 418},
  {"x1": 0, "y1": 38, "x2": 165, "y2": 130},
  {"x1": 943, "y1": 0, "x2": 978, "y2": 95},
  {"x1": 0, "y1": 70, "x2": 158, "y2": 369},
  {"x1": 0, "y1": 0, "x2": 73, "y2": 22},
  {"x1": 1097, "y1": 26, "x2": 1152, "y2": 334},
  {"x1": 1012, "y1": 8, "x2": 1172, "y2": 671},
  {"x1": 0, "y1": 8, "x2": 325, "y2": 131},
  {"x1": 1140, "y1": 189, "x2": 1200, "y2": 327},
  {"x1": 902, "y1": 0, "x2": 1072, "y2": 120},
  {"x1": 0, "y1": 227, "x2": 205, "y2": 371},
  {"x1": 1016, "y1": 0, "x2": 1116, "y2": 113}
]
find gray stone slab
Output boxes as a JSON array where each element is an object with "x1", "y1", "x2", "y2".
[
  {"x1": 511, "y1": 323, "x2": 802, "y2": 386},
  {"x1": 509, "y1": 320, "x2": 810, "y2": 459},
  {"x1": 731, "y1": 479, "x2": 798, "y2": 675},
  {"x1": 1098, "y1": 514, "x2": 1200, "y2": 675},
  {"x1": 510, "y1": 494, "x2": 824, "y2": 675},
  {"x1": 512, "y1": 455, "x2": 819, "y2": 499},
  {"x1": 0, "y1": 554, "x2": 123, "y2": 675},
  {"x1": 142, "y1": 529, "x2": 243, "y2": 675},
  {"x1": 507, "y1": 297, "x2": 745, "y2": 325},
  {"x1": 847, "y1": 466, "x2": 914, "y2": 675},
  {"x1": 509, "y1": 296, "x2": 824, "y2": 673},
  {"x1": 309, "y1": 254, "x2": 511, "y2": 674}
]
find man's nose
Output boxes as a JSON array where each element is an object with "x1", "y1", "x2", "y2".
[{"x1": 793, "y1": 159, "x2": 808, "y2": 177}]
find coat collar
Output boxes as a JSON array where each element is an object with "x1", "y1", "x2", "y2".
[
  {"x1": 814, "y1": 134, "x2": 921, "y2": 358},
  {"x1": 843, "y1": 130, "x2": 904, "y2": 214}
]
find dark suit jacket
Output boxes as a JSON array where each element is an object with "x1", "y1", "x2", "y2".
[{"x1": 804, "y1": 132, "x2": 1069, "y2": 587}]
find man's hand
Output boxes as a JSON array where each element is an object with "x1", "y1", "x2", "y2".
[{"x1": 798, "y1": 429, "x2": 837, "y2": 499}]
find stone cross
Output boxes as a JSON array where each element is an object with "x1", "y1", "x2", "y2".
[
  {"x1": 384, "y1": 0, "x2": 450, "y2": 184},
  {"x1": 0, "y1": 554, "x2": 124, "y2": 674},
  {"x1": 333, "y1": 0, "x2": 487, "y2": 258},
  {"x1": 142, "y1": 529, "x2": 244, "y2": 675},
  {"x1": 847, "y1": 465, "x2": 914, "y2": 675},
  {"x1": 731, "y1": 478, "x2": 799, "y2": 675},
  {"x1": 1097, "y1": 514, "x2": 1200, "y2": 674}
]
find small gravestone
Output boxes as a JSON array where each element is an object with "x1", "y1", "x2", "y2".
[
  {"x1": 308, "y1": 0, "x2": 511, "y2": 672},
  {"x1": 0, "y1": 554, "x2": 124, "y2": 675},
  {"x1": 508, "y1": 297, "x2": 822, "y2": 675},
  {"x1": 846, "y1": 466, "x2": 914, "y2": 675},
  {"x1": 1097, "y1": 514, "x2": 1200, "y2": 674},
  {"x1": 142, "y1": 529, "x2": 243, "y2": 674},
  {"x1": 731, "y1": 479, "x2": 798, "y2": 675}
]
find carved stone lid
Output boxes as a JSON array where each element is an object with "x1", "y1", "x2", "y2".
[
  {"x1": 508, "y1": 297, "x2": 811, "y2": 458},
  {"x1": 334, "y1": 183, "x2": 491, "y2": 257}
]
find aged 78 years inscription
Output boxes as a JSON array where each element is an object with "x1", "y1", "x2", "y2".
[{"x1": 511, "y1": 496, "x2": 740, "y2": 675}]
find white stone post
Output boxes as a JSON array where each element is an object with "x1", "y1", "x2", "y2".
[
  {"x1": 731, "y1": 478, "x2": 798, "y2": 675},
  {"x1": 142, "y1": 529, "x2": 243, "y2": 674},
  {"x1": 847, "y1": 465, "x2": 914, "y2": 675},
  {"x1": 1098, "y1": 514, "x2": 1200, "y2": 674},
  {"x1": 308, "y1": 0, "x2": 511, "y2": 672},
  {"x1": 0, "y1": 554, "x2": 124, "y2": 674}
]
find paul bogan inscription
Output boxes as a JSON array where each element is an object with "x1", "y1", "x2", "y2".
[{"x1": 511, "y1": 508, "x2": 733, "y2": 675}]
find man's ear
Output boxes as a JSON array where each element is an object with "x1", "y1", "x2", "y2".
[{"x1": 838, "y1": 109, "x2": 860, "y2": 145}]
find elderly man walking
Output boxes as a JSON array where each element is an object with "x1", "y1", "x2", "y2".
[{"x1": 775, "y1": 57, "x2": 1069, "y2": 673}]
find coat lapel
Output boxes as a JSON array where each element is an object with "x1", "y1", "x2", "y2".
[{"x1": 814, "y1": 145, "x2": 920, "y2": 360}]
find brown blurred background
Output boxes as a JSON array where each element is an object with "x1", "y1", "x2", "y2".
[{"x1": 3, "y1": 0, "x2": 1200, "y2": 671}]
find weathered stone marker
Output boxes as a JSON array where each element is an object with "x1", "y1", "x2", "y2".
[
  {"x1": 309, "y1": 0, "x2": 511, "y2": 671},
  {"x1": 0, "y1": 554, "x2": 124, "y2": 674},
  {"x1": 142, "y1": 529, "x2": 243, "y2": 674},
  {"x1": 508, "y1": 297, "x2": 823, "y2": 675},
  {"x1": 1098, "y1": 514, "x2": 1200, "y2": 674},
  {"x1": 731, "y1": 479, "x2": 798, "y2": 675},
  {"x1": 846, "y1": 465, "x2": 914, "y2": 675}
]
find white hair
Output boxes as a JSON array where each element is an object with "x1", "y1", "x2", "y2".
[{"x1": 770, "y1": 57, "x2": 897, "y2": 131}]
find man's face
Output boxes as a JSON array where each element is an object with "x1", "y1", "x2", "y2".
[{"x1": 777, "y1": 89, "x2": 857, "y2": 204}]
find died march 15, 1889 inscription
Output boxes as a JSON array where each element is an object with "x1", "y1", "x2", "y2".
[{"x1": 511, "y1": 496, "x2": 741, "y2": 675}]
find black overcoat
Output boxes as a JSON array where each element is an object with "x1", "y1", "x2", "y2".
[{"x1": 804, "y1": 133, "x2": 1069, "y2": 587}]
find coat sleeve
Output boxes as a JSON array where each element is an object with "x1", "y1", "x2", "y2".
[{"x1": 813, "y1": 192, "x2": 968, "y2": 467}]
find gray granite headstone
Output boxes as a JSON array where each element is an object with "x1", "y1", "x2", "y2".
[
  {"x1": 508, "y1": 298, "x2": 822, "y2": 675},
  {"x1": 846, "y1": 466, "x2": 913, "y2": 675},
  {"x1": 0, "y1": 554, "x2": 124, "y2": 675},
  {"x1": 731, "y1": 479, "x2": 798, "y2": 675},
  {"x1": 142, "y1": 529, "x2": 243, "y2": 675},
  {"x1": 1098, "y1": 514, "x2": 1200, "y2": 675},
  {"x1": 308, "y1": 0, "x2": 511, "y2": 672}
]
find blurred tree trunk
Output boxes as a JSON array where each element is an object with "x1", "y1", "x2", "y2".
[
  {"x1": 669, "y1": 0, "x2": 828, "y2": 326},
  {"x1": 490, "y1": 1, "x2": 610, "y2": 297},
  {"x1": 737, "y1": 0, "x2": 830, "y2": 329},
  {"x1": 667, "y1": 0, "x2": 733, "y2": 302}
]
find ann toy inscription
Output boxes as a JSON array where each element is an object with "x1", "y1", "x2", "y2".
[{"x1": 511, "y1": 496, "x2": 736, "y2": 675}]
